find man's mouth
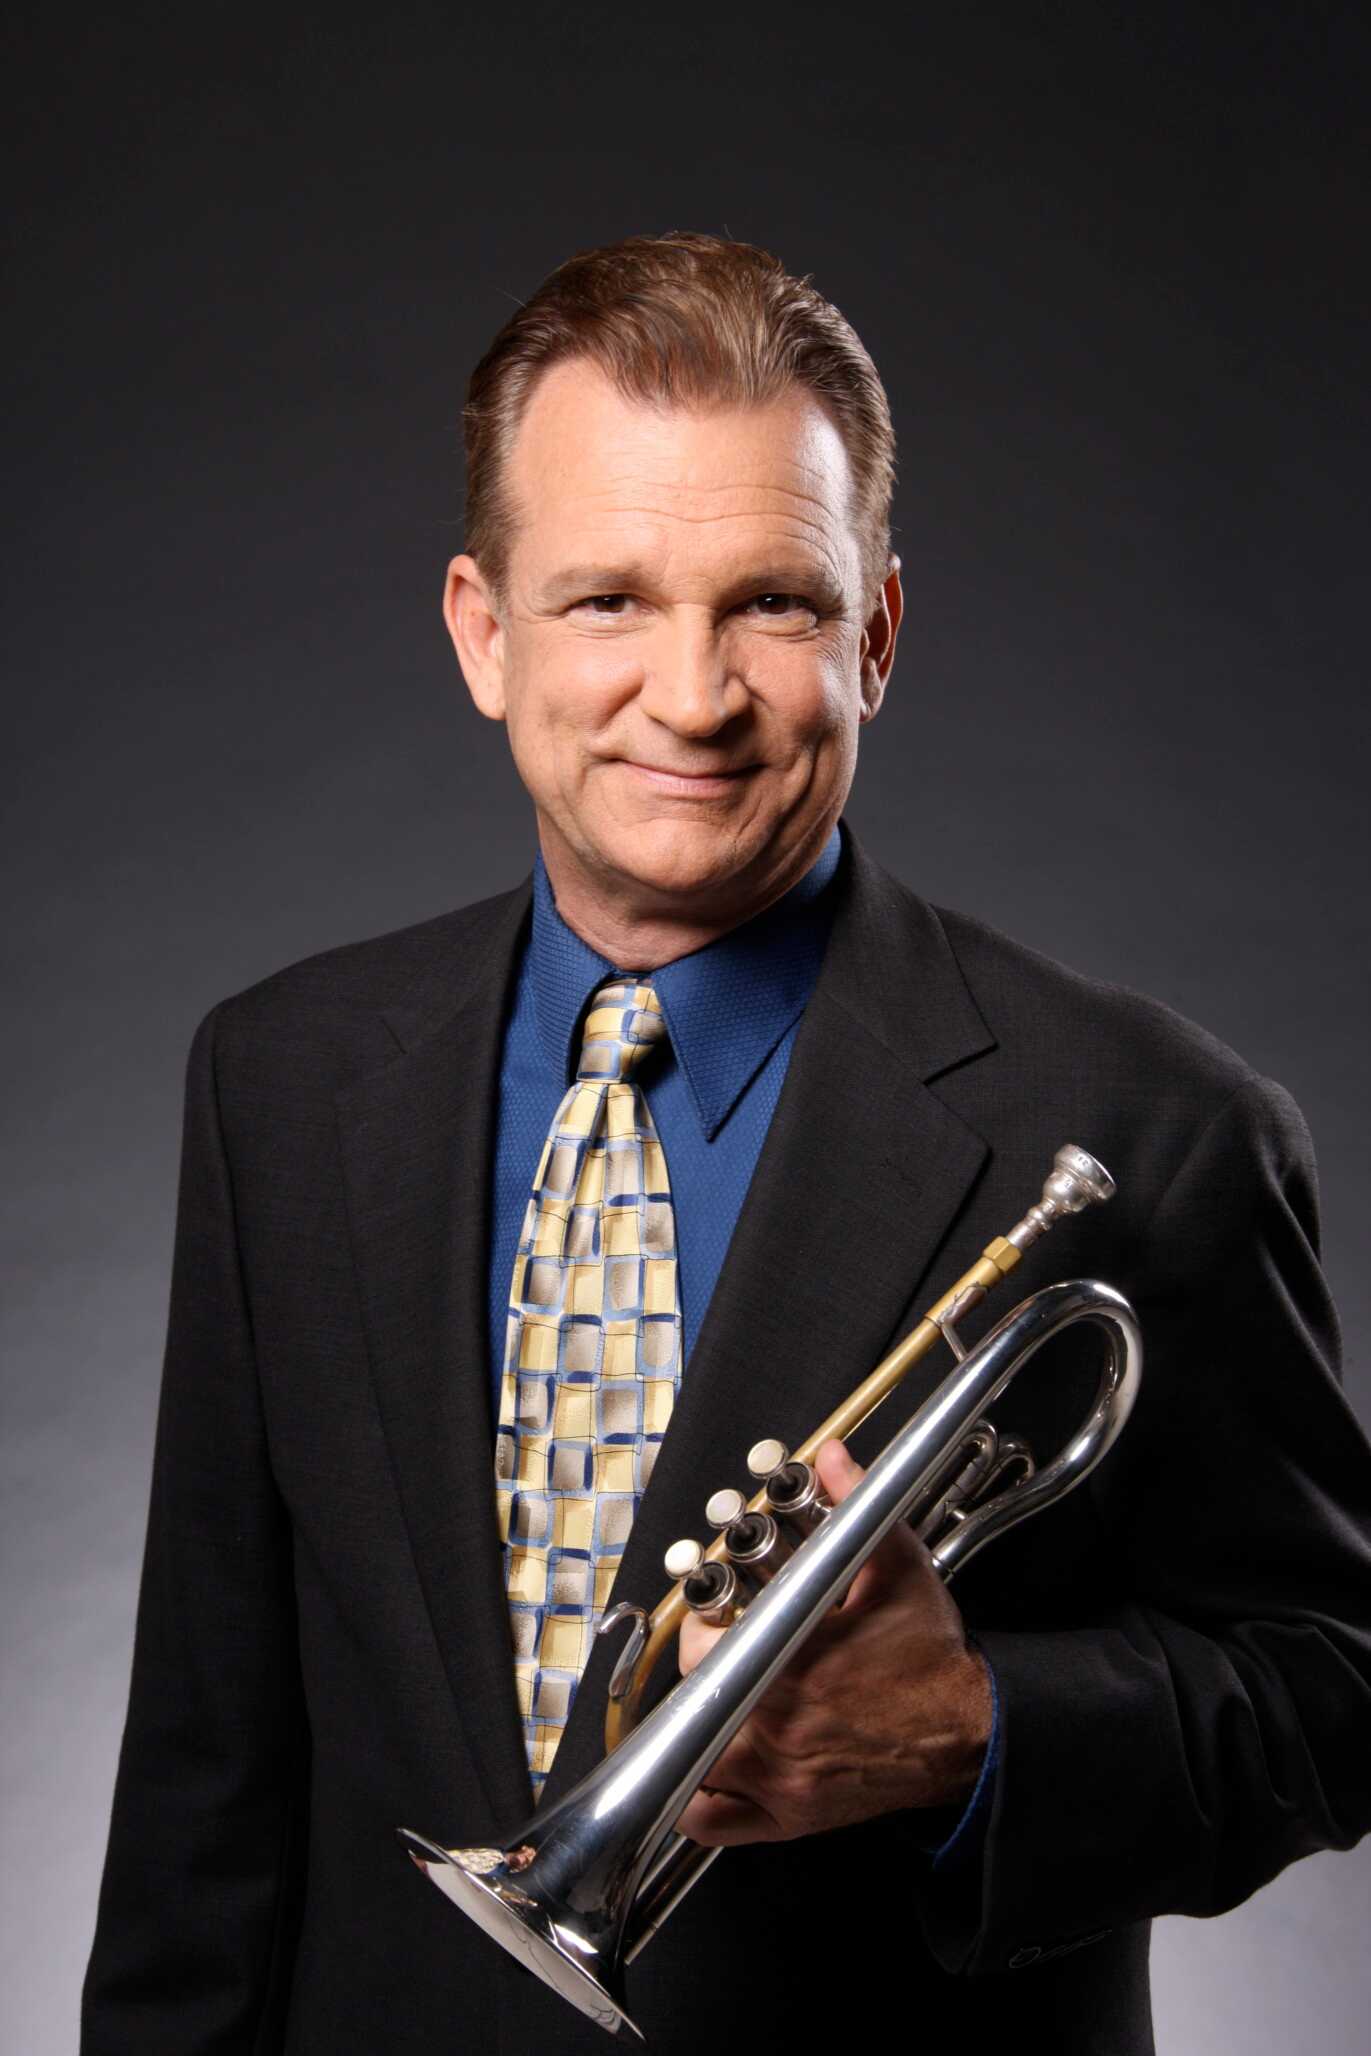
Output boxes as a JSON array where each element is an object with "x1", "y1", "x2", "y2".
[{"x1": 621, "y1": 762, "x2": 755, "y2": 795}]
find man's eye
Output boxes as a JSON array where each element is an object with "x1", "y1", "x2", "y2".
[
  {"x1": 745, "y1": 593, "x2": 818, "y2": 619},
  {"x1": 571, "y1": 592, "x2": 818, "y2": 621}
]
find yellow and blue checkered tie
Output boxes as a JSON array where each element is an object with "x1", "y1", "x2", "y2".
[{"x1": 494, "y1": 978, "x2": 683, "y2": 1792}]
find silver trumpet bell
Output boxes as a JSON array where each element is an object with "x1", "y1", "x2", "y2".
[{"x1": 400, "y1": 1258, "x2": 1143, "y2": 2042}]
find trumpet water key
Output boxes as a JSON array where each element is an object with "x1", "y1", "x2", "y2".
[{"x1": 400, "y1": 1146, "x2": 1143, "y2": 2043}]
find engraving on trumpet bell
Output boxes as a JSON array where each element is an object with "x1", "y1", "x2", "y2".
[
  {"x1": 746, "y1": 1437, "x2": 790, "y2": 1478},
  {"x1": 448, "y1": 1845, "x2": 505, "y2": 1875},
  {"x1": 704, "y1": 1486, "x2": 747, "y2": 1530}
]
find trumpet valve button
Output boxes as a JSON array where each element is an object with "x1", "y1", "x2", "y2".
[
  {"x1": 664, "y1": 1538, "x2": 704, "y2": 1581},
  {"x1": 746, "y1": 1438, "x2": 790, "y2": 1478},
  {"x1": 705, "y1": 1487, "x2": 747, "y2": 1530}
]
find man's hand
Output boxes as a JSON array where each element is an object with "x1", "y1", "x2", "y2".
[{"x1": 674, "y1": 1438, "x2": 993, "y2": 1847}]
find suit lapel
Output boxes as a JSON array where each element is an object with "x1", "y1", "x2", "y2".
[
  {"x1": 540, "y1": 829, "x2": 998, "y2": 1800},
  {"x1": 335, "y1": 877, "x2": 538, "y2": 1828}
]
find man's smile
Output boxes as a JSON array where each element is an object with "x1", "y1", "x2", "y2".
[{"x1": 618, "y1": 761, "x2": 758, "y2": 797}]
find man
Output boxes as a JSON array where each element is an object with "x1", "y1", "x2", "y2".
[{"x1": 82, "y1": 233, "x2": 1371, "y2": 2054}]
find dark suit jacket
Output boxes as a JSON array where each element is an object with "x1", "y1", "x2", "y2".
[{"x1": 82, "y1": 824, "x2": 1371, "y2": 2055}]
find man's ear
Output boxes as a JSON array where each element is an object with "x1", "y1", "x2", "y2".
[
  {"x1": 858, "y1": 554, "x2": 903, "y2": 724},
  {"x1": 444, "y1": 553, "x2": 507, "y2": 722}
]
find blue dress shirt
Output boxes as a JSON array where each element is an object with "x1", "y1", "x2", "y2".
[{"x1": 486, "y1": 817, "x2": 996, "y2": 1872}]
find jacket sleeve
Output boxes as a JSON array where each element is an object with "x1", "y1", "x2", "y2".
[
  {"x1": 918, "y1": 1074, "x2": 1371, "y2": 1975},
  {"x1": 81, "y1": 1005, "x2": 309, "y2": 2054}
]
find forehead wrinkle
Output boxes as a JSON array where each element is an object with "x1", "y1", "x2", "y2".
[
  {"x1": 568, "y1": 483, "x2": 849, "y2": 553},
  {"x1": 566, "y1": 505, "x2": 847, "y2": 578},
  {"x1": 572, "y1": 502, "x2": 840, "y2": 540},
  {"x1": 576, "y1": 470, "x2": 838, "y2": 513}
]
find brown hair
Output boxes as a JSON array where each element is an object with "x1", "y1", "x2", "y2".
[{"x1": 462, "y1": 231, "x2": 896, "y2": 611}]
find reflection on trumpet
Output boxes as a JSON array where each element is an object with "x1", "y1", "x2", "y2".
[{"x1": 401, "y1": 1146, "x2": 1143, "y2": 2044}]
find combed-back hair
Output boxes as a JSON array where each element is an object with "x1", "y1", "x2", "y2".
[{"x1": 462, "y1": 231, "x2": 896, "y2": 611}]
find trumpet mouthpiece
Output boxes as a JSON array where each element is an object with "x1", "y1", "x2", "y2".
[
  {"x1": 1046, "y1": 1146, "x2": 1116, "y2": 1213},
  {"x1": 1003, "y1": 1145, "x2": 1116, "y2": 1255}
]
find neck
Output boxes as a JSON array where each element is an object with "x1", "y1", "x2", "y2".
[{"x1": 537, "y1": 820, "x2": 837, "y2": 971}]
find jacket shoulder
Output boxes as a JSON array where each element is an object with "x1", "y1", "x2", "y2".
[
  {"x1": 202, "y1": 880, "x2": 531, "y2": 1090},
  {"x1": 926, "y1": 901, "x2": 1320, "y2": 1216},
  {"x1": 931, "y1": 901, "x2": 1262, "y2": 1104}
]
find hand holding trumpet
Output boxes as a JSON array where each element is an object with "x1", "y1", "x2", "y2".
[{"x1": 676, "y1": 1437, "x2": 994, "y2": 1847}]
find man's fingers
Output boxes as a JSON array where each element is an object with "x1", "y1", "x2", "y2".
[
  {"x1": 676, "y1": 1785, "x2": 782, "y2": 1846},
  {"x1": 674, "y1": 1729, "x2": 785, "y2": 1844},
  {"x1": 812, "y1": 1437, "x2": 932, "y2": 1611},
  {"x1": 678, "y1": 1609, "x2": 727, "y2": 1676},
  {"x1": 814, "y1": 1436, "x2": 866, "y2": 1503}
]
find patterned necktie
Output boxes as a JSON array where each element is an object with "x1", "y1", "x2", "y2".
[{"x1": 494, "y1": 977, "x2": 683, "y2": 1793}]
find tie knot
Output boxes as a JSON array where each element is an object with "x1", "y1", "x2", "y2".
[{"x1": 575, "y1": 977, "x2": 669, "y2": 1083}]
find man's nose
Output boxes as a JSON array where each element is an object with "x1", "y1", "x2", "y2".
[{"x1": 636, "y1": 616, "x2": 749, "y2": 735}]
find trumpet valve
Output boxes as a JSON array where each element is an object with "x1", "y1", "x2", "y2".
[
  {"x1": 723, "y1": 1510, "x2": 790, "y2": 1588},
  {"x1": 681, "y1": 1559, "x2": 740, "y2": 1625},
  {"x1": 762, "y1": 1459, "x2": 831, "y2": 1535}
]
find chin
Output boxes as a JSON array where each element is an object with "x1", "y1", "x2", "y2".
[
  {"x1": 604, "y1": 826, "x2": 768, "y2": 908},
  {"x1": 615, "y1": 857, "x2": 747, "y2": 904}
]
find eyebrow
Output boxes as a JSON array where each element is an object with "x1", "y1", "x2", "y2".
[{"x1": 533, "y1": 561, "x2": 848, "y2": 611}]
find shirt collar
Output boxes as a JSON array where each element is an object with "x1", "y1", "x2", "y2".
[{"x1": 530, "y1": 822, "x2": 843, "y2": 1142}]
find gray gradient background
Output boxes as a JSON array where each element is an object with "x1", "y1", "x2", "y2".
[{"x1": 4, "y1": 5, "x2": 1369, "y2": 2049}]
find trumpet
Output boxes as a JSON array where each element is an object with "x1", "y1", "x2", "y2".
[{"x1": 400, "y1": 1146, "x2": 1143, "y2": 2043}]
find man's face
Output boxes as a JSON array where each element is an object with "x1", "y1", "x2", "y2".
[{"x1": 446, "y1": 358, "x2": 900, "y2": 945}]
